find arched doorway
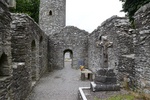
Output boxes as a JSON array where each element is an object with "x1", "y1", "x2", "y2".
[
  {"x1": 31, "y1": 40, "x2": 36, "y2": 82},
  {"x1": 63, "y1": 49, "x2": 73, "y2": 68},
  {"x1": 0, "y1": 53, "x2": 9, "y2": 77}
]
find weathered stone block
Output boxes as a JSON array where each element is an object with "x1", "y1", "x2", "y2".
[
  {"x1": 0, "y1": 68, "x2": 10, "y2": 76},
  {"x1": 90, "y1": 82, "x2": 120, "y2": 92}
]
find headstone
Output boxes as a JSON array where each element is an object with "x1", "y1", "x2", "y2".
[{"x1": 90, "y1": 36, "x2": 120, "y2": 91}]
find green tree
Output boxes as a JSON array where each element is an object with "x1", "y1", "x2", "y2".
[
  {"x1": 120, "y1": 0, "x2": 150, "y2": 26},
  {"x1": 10, "y1": 0, "x2": 40, "y2": 23}
]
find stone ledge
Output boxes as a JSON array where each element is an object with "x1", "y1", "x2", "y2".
[
  {"x1": 78, "y1": 87, "x2": 90, "y2": 100},
  {"x1": 78, "y1": 86, "x2": 127, "y2": 100}
]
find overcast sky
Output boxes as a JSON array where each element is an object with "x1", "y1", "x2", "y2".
[{"x1": 66, "y1": 0, "x2": 125, "y2": 32}]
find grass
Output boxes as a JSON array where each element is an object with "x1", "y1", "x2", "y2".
[
  {"x1": 94, "y1": 91, "x2": 150, "y2": 100},
  {"x1": 105, "y1": 94, "x2": 135, "y2": 100},
  {"x1": 95, "y1": 94, "x2": 135, "y2": 100}
]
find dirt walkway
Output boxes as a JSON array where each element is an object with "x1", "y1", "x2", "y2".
[{"x1": 26, "y1": 61, "x2": 90, "y2": 100}]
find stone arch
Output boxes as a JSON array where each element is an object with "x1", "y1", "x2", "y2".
[
  {"x1": 31, "y1": 40, "x2": 36, "y2": 82},
  {"x1": 63, "y1": 49, "x2": 73, "y2": 67},
  {"x1": 49, "y1": 10, "x2": 52, "y2": 16},
  {"x1": 0, "y1": 53, "x2": 9, "y2": 77}
]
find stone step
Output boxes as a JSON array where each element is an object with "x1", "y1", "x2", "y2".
[{"x1": 90, "y1": 82, "x2": 120, "y2": 92}]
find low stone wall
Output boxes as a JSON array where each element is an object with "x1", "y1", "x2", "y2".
[
  {"x1": 49, "y1": 26, "x2": 89, "y2": 69},
  {"x1": 134, "y1": 2, "x2": 150, "y2": 94},
  {"x1": 11, "y1": 63, "x2": 31, "y2": 100}
]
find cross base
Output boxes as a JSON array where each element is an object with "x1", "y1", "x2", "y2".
[{"x1": 90, "y1": 82, "x2": 120, "y2": 92}]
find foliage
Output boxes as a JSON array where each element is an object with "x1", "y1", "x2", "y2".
[
  {"x1": 10, "y1": 0, "x2": 40, "y2": 23},
  {"x1": 120, "y1": 0, "x2": 150, "y2": 26}
]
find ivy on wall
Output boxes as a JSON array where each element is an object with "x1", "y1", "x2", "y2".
[{"x1": 120, "y1": 0, "x2": 150, "y2": 27}]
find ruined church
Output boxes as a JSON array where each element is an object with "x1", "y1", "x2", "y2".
[{"x1": 0, "y1": 0, "x2": 150, "y2": 99}]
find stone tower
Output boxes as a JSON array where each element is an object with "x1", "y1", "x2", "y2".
[{"x1": 39, "y1": 0, "x2": 66, "y2": 36}]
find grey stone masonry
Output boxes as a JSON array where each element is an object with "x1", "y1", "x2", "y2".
[
  {"x1": 88, "y1": 29, "x2": 101, "y2": 72},
  {"x1": 49, "y1": 26, "x2": 89, "y2": 69},
  {"x1": 91, "y1": 68, "x2": 120, "y2": 91},
  {"x1": 1, "y1": 0, "x2": 150, "y2": 99},
  {"x1": 134, "y1": 2, "x2": 150, "y2": 94},
  {"x1": 10, "y1": 13, "x2": 48, "y2": 99},
  {"x1": 39, "y1": 0, "x2": 66, "y2": 35},
  {"x1": 0, "y1": 0, "x2": 12, "y2": 100},
  {"x1": 11, "y1": 63, "x2": 30, "y2": 100},
  {"x1": 11, "y1": 13, "x2": 48, "y2": 79},
  {"x1": 88, "y1": 16, "x2": 135, "y2": 88}
]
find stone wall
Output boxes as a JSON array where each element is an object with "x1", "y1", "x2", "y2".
[
  {"x1": 0, "y1": 1, "x2": 49, "y2": 99},
  {"x1": 88, "y1": 30, "x2": 101, "y2": 72},
  {"x1": 11, "y1": 63, "x2": 30, "y2": 100},
  {"x1": 134, "y1": 2, "x2": 150, "y2": 94},
  {"x1": 10, "y1": 13, "x2": 48, "y2": 99},
  {"x1": 0, "y1": 1, "x2": 12, "y2": 100},
  {"x1": 11, "y1": 13, "x2": 48, "y2": 80},
  {"x1": 88, "y1": 16, "x2": 135, "y2": 87},
  {"x1": 39, "y1": 0, "x2": 66, "y2": 35},
  {"x1": 49, "y1": 26, "x2": 89, "y2": 69}
]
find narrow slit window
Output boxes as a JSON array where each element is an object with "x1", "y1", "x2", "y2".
[{"x1": 49, "y1": 10, "x2": 52, "y2": 15}]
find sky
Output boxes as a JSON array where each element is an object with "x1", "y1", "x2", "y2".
[{"x1": 66, "y1": 0, "x2": 125, "y2": 33}]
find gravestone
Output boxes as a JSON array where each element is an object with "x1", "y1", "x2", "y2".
[{"x1": 90, "y1": 36, "x2": 120, "y2": 91}]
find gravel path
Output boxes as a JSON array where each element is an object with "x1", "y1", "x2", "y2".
[{"x1": 26, "y1": 61, "x2": 90, "y2": 100}]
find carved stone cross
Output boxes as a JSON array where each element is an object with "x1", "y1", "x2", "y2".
[{"x1": 97, "y1": 36, "x2": 113, "y2": 68}]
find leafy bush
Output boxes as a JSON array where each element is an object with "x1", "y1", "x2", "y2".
[
  {"x1": 10, "y1": 0, "x2": 40, "y2": 23},
  {"x1": 120, "y1": 0, "x2": 150, "y2": 26}
]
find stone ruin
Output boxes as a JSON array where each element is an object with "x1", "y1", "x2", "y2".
[
  {"x1": 88, "y1": 16, "x2": 134, "y2": 88},
  {"x1": 0, "y1": 1, "x2": 48, "y2": 100},
  {"x1": 49, "y1": 26, "x2": 89, "y2": 69},
  {"x1": 0, "y1": 0, "x2": 150, "y2": 99},
  {"x1": 134, "y1": 3, "x2": 150, "y2": 93}
]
